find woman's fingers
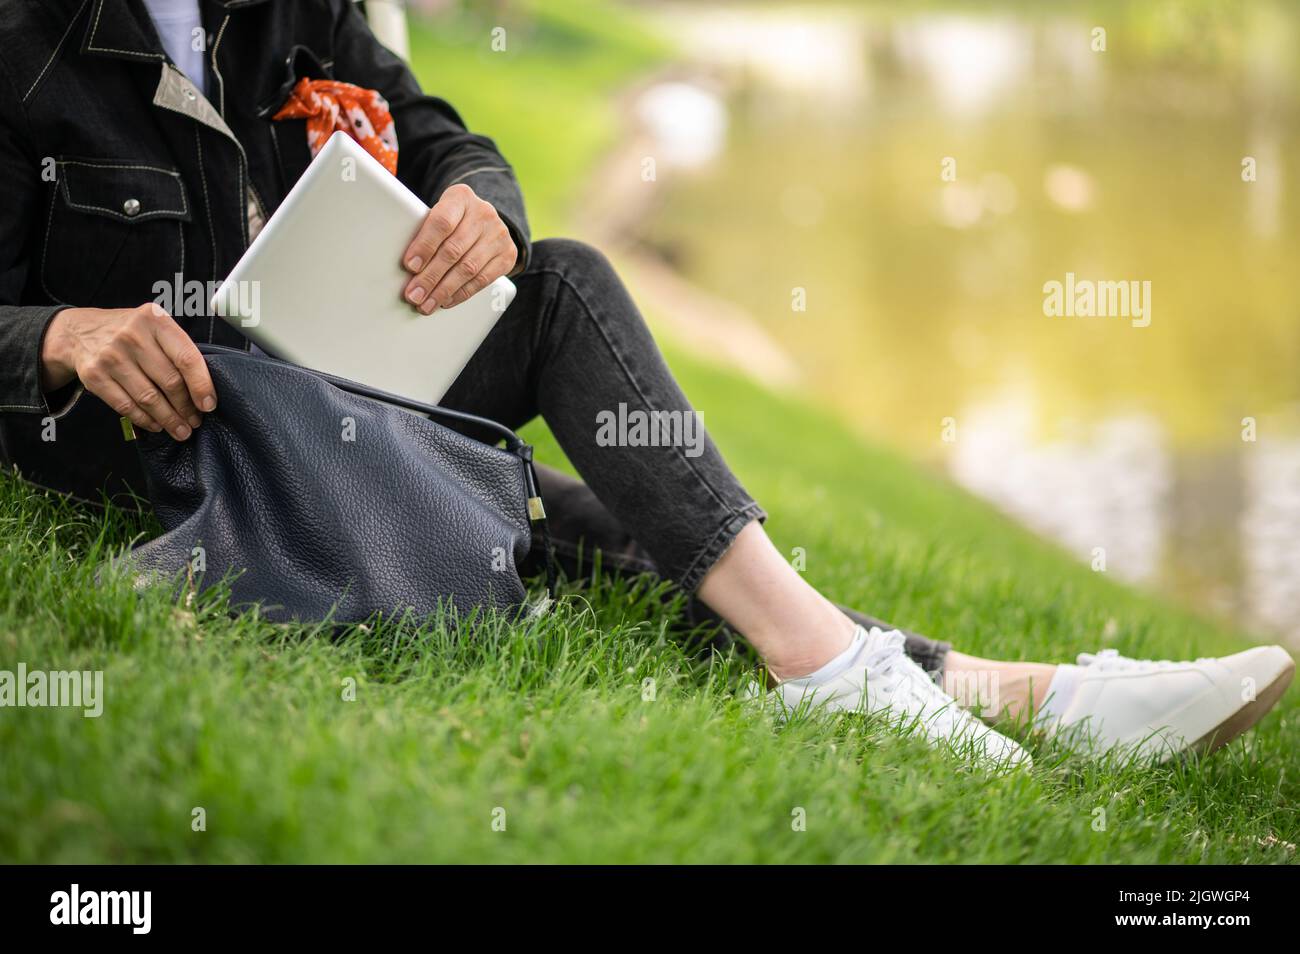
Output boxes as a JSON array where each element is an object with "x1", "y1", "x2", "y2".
[
  {"x1": 62, "y1": 303, "x2": 212, "y2": 439},
  {"x1": 406, "y1": 214, "x2": 482, "y2": 314},
  {"x1": 78, "y1": 367, "x2": 156, "y2": 434},
  {"x1": 403, "y1": 185, "x2": 473, "y2": 310},
  {"x1": 109, "y1": 355, "x2": 193, "y2": 441},
  {"x1": 151, "y1": 312, "x2": 217, "y2": 414},
  {"x1": 425, "y1": 231, "x2": 495, "y2": 312},
  {"x1": 402, "y1": 184, "x2": 470, "y2": 276},
  {"x1": 136, "y1": 336, "x2": 202, "y2": 430},
  {"x1": 441, "y1": 251, "x2": 514, "y2": 309},
  {"x1": 402, "y1": 184, "x2": 515, "y2": 314}
]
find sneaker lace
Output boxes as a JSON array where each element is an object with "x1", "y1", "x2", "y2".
[
  {"x1": 818, "y1": 628, "x2": 1023, "y2": 767},
  {"x1": 1077, "y1": 648, "x2": 1214, "y2": 672},
  {"x1": 864, "y1": 628, "x2": 972, "y2": 730},
  {"x1": 860, "y1": 627, "x2": 908, "y2": 679}
]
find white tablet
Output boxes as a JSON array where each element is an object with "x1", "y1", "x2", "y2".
[{"x1": 210, "y1": 131, "x2": 515, "y2": 406}]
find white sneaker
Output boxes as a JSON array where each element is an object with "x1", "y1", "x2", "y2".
[
  {"x1": 1040, "y1": 646, "x2": 1295, "y2": 762},
  {"x1": 750, "y1": 626, "x2": 1033, "y2": 772}
]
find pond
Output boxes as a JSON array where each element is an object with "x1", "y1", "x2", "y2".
[{"x1": 632, "y1": 1, "x2": 1300, "y2": 642}]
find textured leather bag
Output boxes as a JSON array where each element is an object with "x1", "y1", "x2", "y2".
[{"x1": 121, "y1": 344, "x2": 554, "y2": 624}]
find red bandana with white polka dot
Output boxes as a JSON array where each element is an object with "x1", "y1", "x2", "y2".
[{"x1": 273, "y1": 77, "x2": 399, "y2": 175}]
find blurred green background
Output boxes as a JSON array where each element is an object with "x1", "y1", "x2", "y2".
[
  {"x1": 406, "y1": 0, "x2": 1300, "y2": 646},
  {"x1": 4, "y1": 0, "x2": 1298, "y2": 868}
]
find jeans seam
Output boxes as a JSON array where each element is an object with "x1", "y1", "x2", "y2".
[
  {"x1": 678, "y1": 502, "x2": 765, "y2": 593},
  {"x1": 519, "y1": 265, "x2": 738, "y2": 517}
]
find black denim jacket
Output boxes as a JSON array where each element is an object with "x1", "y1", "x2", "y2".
[{"x1": 0, "y1": 0, "x2": 531, "y2": 501}]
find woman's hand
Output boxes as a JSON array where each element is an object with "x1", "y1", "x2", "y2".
[
  {"x1": 401, "y1": 183, "x2": 517, "y2": 315},
  {"x1": 40, "y1": 303, "x2": 216, "y2": 441}
]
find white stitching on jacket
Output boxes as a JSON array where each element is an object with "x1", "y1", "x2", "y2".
[
  {"x1": 210, "y1": 14, "x2": 231, "y2": 119},
  {"x1": 22, "y1": 0, "x2": 91, "y2": 103},
  {"x1": 48, "y1": 383, "x2": 86, "y2": 420},
  {"x1": 56, "y1": 160, "x2": 189, "y2": 222},
  {"x1": 84, "y1": 0, "x2": 164, "y2": 60},
  {"x1": 194, "y1": 129, "x2": 217, "y2": 341},
  {"x1": 448, "y1": 166, "x2": 513, "y2": 185},
  {"x1": 39, "y1": 189, "x2": 70, "y2": 306}
]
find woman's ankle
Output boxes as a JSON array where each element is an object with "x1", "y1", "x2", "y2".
[
  {"x1": 763, "y1": 607, "x2": 858, "y2": 681},
  {"x1": 943, "y1": 652, "x2": 1058, "y2": 723}
]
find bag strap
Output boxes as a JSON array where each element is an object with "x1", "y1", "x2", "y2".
[
  {"x1": 194, "y1": 343, "x2": 560, "y2": 601},
  {"x1": 196, "y1": 342, "x2": 525, "y2": 449},
  {"x1": 517, "y1": 443, "x2": 558, "y2": 602}
]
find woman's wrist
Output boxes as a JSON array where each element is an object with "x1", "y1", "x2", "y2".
[{"x1": 39, "y1": 308, "x2": 80, "y2": 393}]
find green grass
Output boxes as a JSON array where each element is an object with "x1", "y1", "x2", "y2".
[
  {"x1": 1, "y1": 2, "x2": 1296, "y2": 864},
  {"x1": 2, "y1": 347, "x2": 1296, "y2": 863}
]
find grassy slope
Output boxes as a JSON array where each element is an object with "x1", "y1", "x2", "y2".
[
  {"x1": 402, "y1": 2, "x2": 667, "y2": 237},
  {"x1": 0, "y1": 4, "x2": 1295, "y2": 864}
]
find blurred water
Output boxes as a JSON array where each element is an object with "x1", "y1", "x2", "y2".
[
  {"x1": 1242, "y1": 437, "x2": 1300, "y2": 639},
  {"x1": 949, "y1": 399, "x2": 1171, "y2": 585},
  {"x1": 635, "y1": 1, "x2": 1300, "y2": 643}
]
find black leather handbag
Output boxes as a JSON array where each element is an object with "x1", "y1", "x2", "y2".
[{"x1": 120, "y1": 344, "x2": 554, "y2": 624}]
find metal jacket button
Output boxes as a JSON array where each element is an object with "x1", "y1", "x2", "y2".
[
  {"x1": 184, "y1": 87, "x2": 197, "y2": 101},
  {"x1": 123, "y1": 198, "x2": 141, "y2": 217}
]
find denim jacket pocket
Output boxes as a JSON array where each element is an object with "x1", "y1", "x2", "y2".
[
  {"x1": 42, "y1": 159, "x2": 191, "y2": 308},
  {"x1": 258, "y1": 45, "x2": 335, "y2": 197}
]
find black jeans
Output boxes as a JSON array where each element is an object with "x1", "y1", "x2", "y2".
[{"x1": 440, "y1": 239, "x2": 951, "y2": 678}]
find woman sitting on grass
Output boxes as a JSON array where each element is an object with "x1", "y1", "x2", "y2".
[{"x1": 0, "y1": 0, "x2": 1291, "y2": 771}]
